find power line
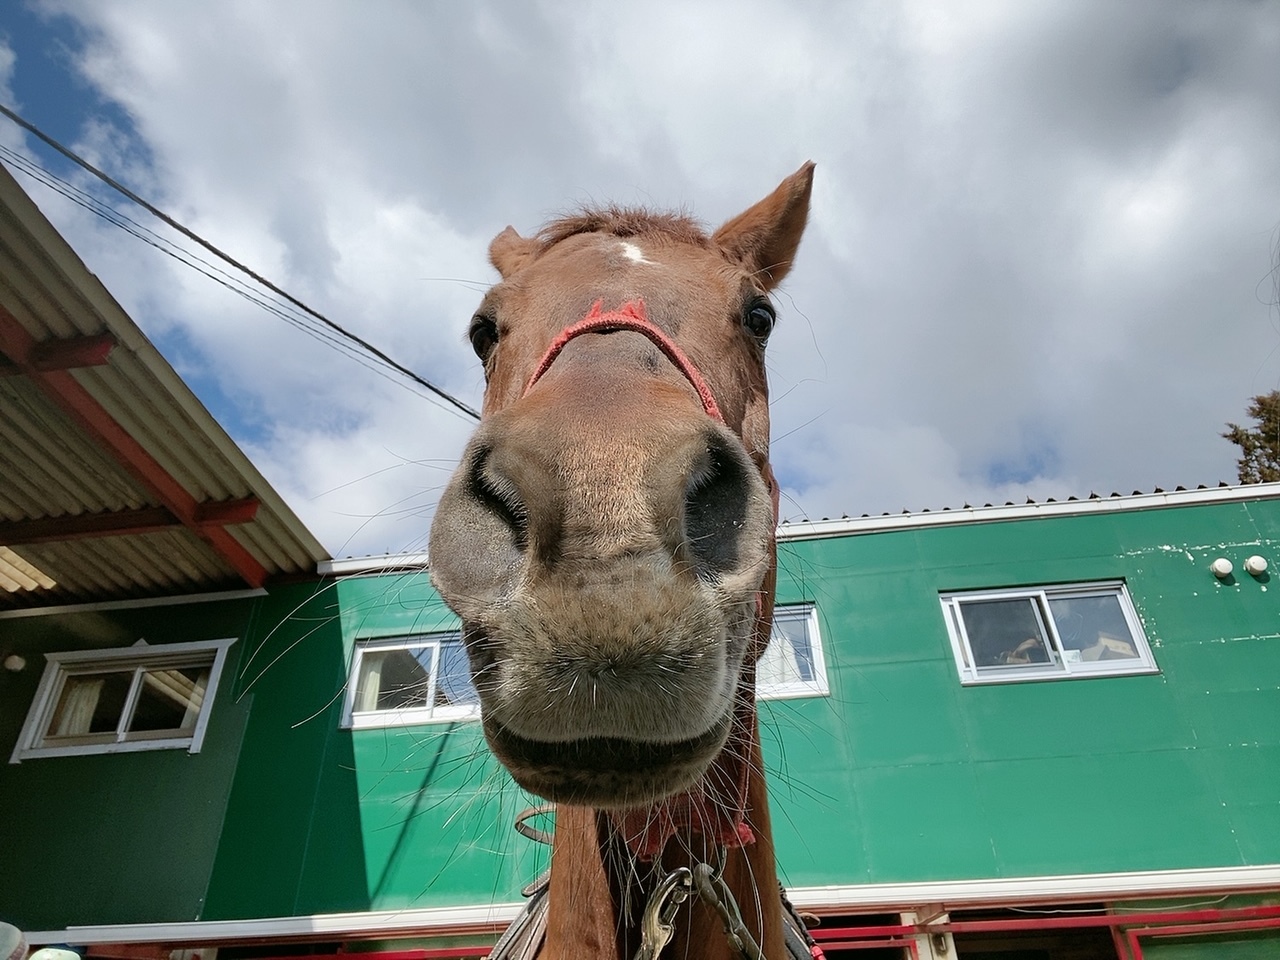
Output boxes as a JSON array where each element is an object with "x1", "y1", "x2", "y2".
[
  {"x1": 0, "y1": 102, "x2": 481, "y2": 421},
  {"x1": 0, "y1": 143, "x2": 439, "y2": 406}
]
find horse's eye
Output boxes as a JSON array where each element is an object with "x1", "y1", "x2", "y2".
[
  {"x1": 469, "y1": 314, "x2": 499, "y2": 361},
  {"x1": 742, "y1": 300, "x2": 776, "y2": 342}
]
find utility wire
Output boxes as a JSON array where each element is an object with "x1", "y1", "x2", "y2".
[
  {"x1": 0, "y1": 143, "x2": 432, "y2": 404},
  {"x1": 0, "y1": 102, "x2": 481, "y2": 421}
]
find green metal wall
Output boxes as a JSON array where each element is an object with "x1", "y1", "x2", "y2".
[
  {"x1": 0, "y1": 597, "x2": 256, "y2": 930},
  {"x1": 203, "y1": 575, "x2": 543, "y2": 920},
  {"x1": 3, "y1": 494, "x2": 1277, "y2": 933},
  {"x1": 764, "y1": 498, "x2": 1280, "y2": 886},
  {"x1": 207, "y1": 497, "x2": 1280, "y2": 916}
]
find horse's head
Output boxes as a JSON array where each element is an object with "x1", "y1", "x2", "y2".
[{"x1": 430, "y1": 164, "x2": 813, "y2": 810}]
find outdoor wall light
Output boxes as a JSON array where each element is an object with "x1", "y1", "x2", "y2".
[
  {"x1": 1244, "y1": 555, "x2": 1269, "y2": 576},
  {"x1": 2, "y1": 654, "x2": 24, "y2": 672},
  {"x1": 1210, "y1": 558, "x2": 1234, "y2": 578}
]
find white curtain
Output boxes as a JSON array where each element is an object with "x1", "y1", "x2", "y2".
[
  {"x1": 51, "y1": 678, "x2": 103, "y2": 736},
  {"x1": 355, "y1": 654, "x2": 384, "y2": 712}
]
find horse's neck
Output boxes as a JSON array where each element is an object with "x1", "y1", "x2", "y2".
[{"x1": 540, "y1": 734, "x2": 784, "y2": 960}]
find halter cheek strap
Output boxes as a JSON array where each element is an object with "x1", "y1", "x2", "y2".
[{"x1": 523, "y1": 300, "x2": 724, "y2": 423}]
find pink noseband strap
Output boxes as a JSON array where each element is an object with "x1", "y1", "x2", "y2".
[{"x1": 522, "y1": 300, "x2": 724, "y2": 423}]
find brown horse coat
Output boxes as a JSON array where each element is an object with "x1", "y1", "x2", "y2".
[{"x1": 430, "y1": 163, "x2": 815, "y2": 959}]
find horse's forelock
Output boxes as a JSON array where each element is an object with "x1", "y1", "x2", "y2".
[{"x1": 535, "y1": 206, "x2": 712, "y2": 253}]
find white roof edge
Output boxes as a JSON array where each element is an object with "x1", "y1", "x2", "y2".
[
  {"x1": 26, "y1": 863, "x2": 1280, "y2": 945},
  {"x1": 317, "y1": 553, "x2": 430, "y2": 576},
  {"x1": 321, "y1": 483, "x2": 1280, "y2": 575},
  {"x1": 25, "y1": 901, "x2": 522, "y2": 947},
  {"x1": 777, "y1": 481, "x2": 1280, "y2": 542},
  {"x1": 0, "y1": 587, "x2": 267, "y2": 620},
  {"x1": 787, "y1": 862, "x2": 1280, "y2": 911}
]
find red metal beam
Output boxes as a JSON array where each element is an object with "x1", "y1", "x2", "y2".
[
  {"x1": 195, "y1": 497, "x2": 260, "y2": 527},
  {"x1": 0, "y1": 331, "x2": 116, "y2": 376},
  {"x1": 814, "y1": 906, "x2": 1280, "y2": 942},
  {"x1": 0, "y1": 507, "x2": 174, "y2": 544},
  {"x1": 0, "y1": 498, "x2": 258, "y2": 545},
  {"x1": 0, "y1": 306, "x2": 268, "y2": 586},
  {"x1": 1127, "y1": 916, "x2": 1280, "y2": 960}
]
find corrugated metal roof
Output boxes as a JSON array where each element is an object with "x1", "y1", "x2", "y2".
[{"x1": 0, "y1": 161, "x2": 328, "y2": 609}]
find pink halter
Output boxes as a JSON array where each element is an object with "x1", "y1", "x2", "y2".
[{"x1": 522, "y1": 299, "x2": 724, "y2": 422}]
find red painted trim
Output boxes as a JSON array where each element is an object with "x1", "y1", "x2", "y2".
[
  {"x1": 810, "y1": 903, "x2": 1280, "y2": 945},
  {"x1": 194, "y1": 497, "x2": 260, "y2": 527},
  {"x1": 0, "y1": 507, "x2": 175, "y2": 544},
  {"x1": 31, "y1": 332, "x2": 118, "y2": 371},
  {"x1": 0, "y1": 332, "x2": 116, "y2": 376},
  {"x1": 941, "y1": 904, "x2": 1280, "y2": 933},
  {"x1": 0, "y1": 499, "x2": 258, "y2": 545},
  {"x1": 0, "y1": 307, "x2": 267, "y2": 586},
  {"x1": 1127, "y1": 916, "x2": 1280, "y2": 960},
  {"x1": 818, "y1": 939, "x2": 916, "y2": 951},
  {"x1": 244, "y1": 951, "x2": 491, "y2": 960}
]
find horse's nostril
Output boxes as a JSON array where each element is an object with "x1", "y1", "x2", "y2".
[
  {"x1": 469, "y1": 449, "x2": 528, "y2": 549},
  {"x1": 684, "y1": 437, "x2": 753, "y2": 578}
]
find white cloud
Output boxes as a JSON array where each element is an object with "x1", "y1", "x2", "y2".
[{"x1": 13, "y1": 0, "x2": 1280, "y2": 553}]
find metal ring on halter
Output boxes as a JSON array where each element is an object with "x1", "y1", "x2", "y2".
[
  {"x1": 513, "y1": 804, "x2": 556, "y2": 846},
  {"x1": 692, "y1": 857, "x2": 766, "y2": 960}
]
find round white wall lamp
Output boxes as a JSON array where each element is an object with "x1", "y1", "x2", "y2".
[
  {"x1": 2, "y1": 654, "x2": 25, "y2": 672},
  {"x1": 1210, "y1": 558, "x2": 1234, "y2": 578},
  {"x1": 1244, "y1": 555, "x2": 1269, "y2": 576}
]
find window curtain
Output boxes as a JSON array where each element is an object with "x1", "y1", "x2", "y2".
[
  {"x1": 759, "y1": 627, "x2": 802, "y2": 688},
  {"x1": 356, "y1": 654, "x2": 384, "y2": 712},
  {"x1": 51, "y1": 678, "x2": 103, "y2": 736}
]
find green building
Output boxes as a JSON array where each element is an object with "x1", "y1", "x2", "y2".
[{"x1": 1, "y1": 164, "x2": 1277, "y2": 959}]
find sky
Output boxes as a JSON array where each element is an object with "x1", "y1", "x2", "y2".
[{"x1": 2, "y1": 1, "x2": 1279, "y2": 559}]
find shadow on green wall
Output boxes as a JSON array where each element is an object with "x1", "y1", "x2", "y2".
[{"x1": 204, "y1": 581, "x2": 371, "y2": 918}]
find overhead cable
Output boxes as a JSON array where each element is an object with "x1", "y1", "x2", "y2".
[{"x1": 0, "y1": 102, "x2": 481, "y2": 421}]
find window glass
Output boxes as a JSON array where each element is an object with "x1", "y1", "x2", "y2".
[
  {"x1": 957, "y1": 597, "x2": 1055, "y2": 668},
  {"x1": 757, "y1": 604, "x2": 828, "y2": 699},
  {"x1": 347, "y1": 633, "x2": 479, "y2": 727},
  {"x1": 435, "y1": 641, "x2": 480, "y2": 708},
  {"x1": 46, "y1": 671, "x2": 132, "y2": 739},
  {"x1": 130, "y1": 664, "x2": 211, "y2": 735},
  {"x1": 355, "y1": 645, "x2": 435, "y2": 712},
  {"x1": 1046, "y1": 594, "x2": 1142, "y2": 663},
  {"x1": 941, "y1": 582, "x2": 1155, "y2": 684}
]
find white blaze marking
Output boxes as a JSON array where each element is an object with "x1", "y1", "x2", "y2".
[{"x1": 619, "y1": 241, "x2": 653, "y2": 265}]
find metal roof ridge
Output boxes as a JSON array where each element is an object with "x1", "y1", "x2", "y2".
[
  {"x1": 322, "y1": 482, "x2": 1280, "y2": 574},
  {"x1": 776, "y1": 481, "x2": 1280, "y2": 541}
]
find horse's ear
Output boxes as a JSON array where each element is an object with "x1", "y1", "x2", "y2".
[
  {"x1": 489, "y1": 226, "x2": 539, "y2": 278},
  {"x1": 713, "y1": 161, "x2": 814, "y2": 290}
]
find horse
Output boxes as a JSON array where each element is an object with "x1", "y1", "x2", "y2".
[{"x1": 429, "y1": 163, "x2": 815, "y2": 960}]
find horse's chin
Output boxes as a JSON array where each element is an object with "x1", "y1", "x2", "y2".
[{"x1": 483, "y1": 712, "x2": 732, "y2": 809}]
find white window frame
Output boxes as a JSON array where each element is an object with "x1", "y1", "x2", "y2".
[
  {"x1": 10, "y1": 638, "x2": 235, "y2": 763},
  {"x1": 342, "y1": 632, "x2": 480, "y2": 729},
  {"x1": 940, "y1": 580, "x2": 1157, "y2": 685},
  {"x1": 757, "y1": 603, "x2": 830, "y2": 700}
]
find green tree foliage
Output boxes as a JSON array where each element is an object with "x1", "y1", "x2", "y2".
[{"x1": 1224, "y1": 390, "x2": 1280, "y2": 483}]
